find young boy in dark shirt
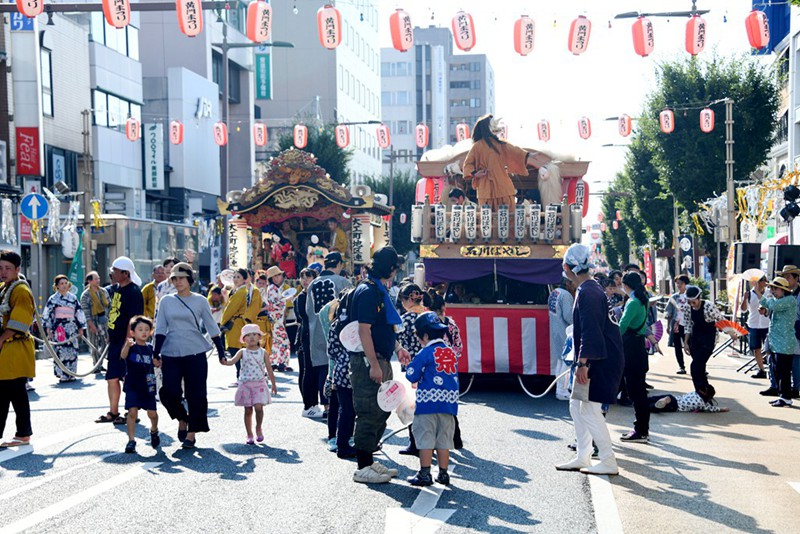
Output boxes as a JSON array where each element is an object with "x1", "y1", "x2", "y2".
[{"x1": 120, "y1": 316, "x2": 160, "y2": 454}]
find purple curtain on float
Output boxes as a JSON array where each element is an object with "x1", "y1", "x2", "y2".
[{"x1": 423, "y1": 259, "x2": 562, "y2": 285}]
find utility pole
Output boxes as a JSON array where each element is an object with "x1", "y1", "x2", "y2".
[
  {"x1": 725, "y1": 98, "x2": 736, "y2": 245},
  {"x1": 81, "y1": 109, "x2": 93, "y2": 276},
  {"x1": 674, "y1": 194, "x2": 680, "y2": 277}
]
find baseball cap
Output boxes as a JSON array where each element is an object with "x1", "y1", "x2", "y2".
[
  {"x1": 414, "y1": 311, "x2": 448, "y2": 333},
  {"x1": 370, "y1": 246, "x2": 405, "y2": 274},
  {"x1": 324, "y1": 251, "x2": 343, "y2": 267},
  {"x1": 111, "y1": 256, "x2": 142, "y2": 286}
]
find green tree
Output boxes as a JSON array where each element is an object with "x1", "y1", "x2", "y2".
[
  {"x1": 278, "y1": 123, "x2": 353, "y2": 185},
  {"x1": 624, "y1": 136, "x2": 674, "y2": 241},
  {"x1": 600, "y1": 176, "x2": 632, "y2": 268},
  {"x1": 363, "y1": 170, "x2": 418, "y2": 257}
]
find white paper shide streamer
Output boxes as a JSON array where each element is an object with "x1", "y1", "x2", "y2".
[
  {"x1": 43, "y1": 188, "x2": 62, "y2": 242},
  {"x1": 1, "y1": 198, "x2": 16, "y2": 245},
  {"x1": 61, "y1": 201, "x2": 81, "y2": 258}
]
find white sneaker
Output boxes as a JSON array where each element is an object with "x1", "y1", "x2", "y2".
[
  {"x1": 353, "y1": 466, "x2": 391, "y2": 484},
  {"x1": 302, "y1": 406, "x2": 324, "y2": 419},
  {"x1": 580, "y1": 459, "x2": 619, "y2": 476},
  {"x1": 370, "y1": 461, "x2": 398, "y2": 477},
  {"x1": 654, "y1": 396, "x2": 671, "y2": 410},
  {"x1": 555, "y1": 457, "x2": 592, "y2": 471}
]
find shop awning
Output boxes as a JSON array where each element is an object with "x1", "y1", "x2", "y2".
[{"x1": 424, "y1": 258, "x2": 563, "y2": 285}]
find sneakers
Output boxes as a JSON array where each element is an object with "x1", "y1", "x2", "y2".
[
  {"x1": 327, "y1": 438, "x2": 338, "y2": 452},
  {"x1": 435, "y1": 471, "x2": 450, "y2": 485},
  {"x1": 150, "y1": 430, "x2": 160, "y2": 449},
  {"x1": 654, "y1": 396, "x2": 672, "y2": 410},
  {"x1": 793, "y1": 389, "x2": 800, "y2": 399},
  {"x1": 770, "y1": 398, "x2": 793, "y2": 407},
  {"x1": 302, "y1": 406, "x2": 325, "y2": 419},
  {"x1": 124, "y1": 440, "x2": 136, "y2": 454},
  {"x1": 555, "y1": 457, "x2": 592, "y2": 471},
  {"x1": 407, "y1": 472, "x2": 433, "y2": 486},
  {"x1": 353, "y1": 466, "x2": 391, "y2": 484},
  {"x1": 621, "y1": 430, "x2": 649, "y2": 443},
  {"x1": 759, "y1": 387, "x2": 780, "y2": 397},
  {"x1": 580, "y1": 459, "x2": 619, "y2": 476},
  {"x1": 751, "y1": 370, "x2": 767, "y2": 379},
  {"x1": 370, "y1": 462, "x2": 398, "y2": 477},
  {"x1": 676, "y1": 368, "x2": 687, "y2": 375}
]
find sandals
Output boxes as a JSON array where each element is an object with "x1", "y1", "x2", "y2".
[
  {"x1": 95, "y1": 412, "x2": 121, "y2": 423},
  {"x1": 256, "y1": 429, "x2": 264, "y2": 443},
  {"x1": 246, "y1": 436, "x2": 255, "y2": 445},
  {"x1": 0, "y1": 436, "x2": 30, "y2": 448}
]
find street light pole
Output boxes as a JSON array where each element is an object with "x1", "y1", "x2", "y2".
[{"x1": 725, "y1": 98, "x2": 736, "y2": 245}]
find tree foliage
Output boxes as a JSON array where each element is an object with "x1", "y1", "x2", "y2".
[
  {"x1": 363, "y1": 170, "x2": 418, "y2": 257},
  {"x1": 624, "y1": 136, "x2": 674, "y2": 241},
  {"x1": 600, "y1": 175, "x2": 632, "y2": 269},
  {"x1": 278, "y1": 124, "x2": 353, "y2": 185}
]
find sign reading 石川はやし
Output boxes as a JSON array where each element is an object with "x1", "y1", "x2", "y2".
[{"x1": 144, "y1": 124, "x2": 164, "y2": 190}]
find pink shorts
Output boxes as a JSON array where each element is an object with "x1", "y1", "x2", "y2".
[{"x1": 234, "y1": 380, "x2": 272, "y2": 407}]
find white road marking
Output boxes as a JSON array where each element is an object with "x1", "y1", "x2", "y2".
[
  {"x1": 588, "y1": 474, "x2": 624, "y2": 534},
  {"x1": 385, "y1": 465, "x2": 456, "y2": 534},
  {"x1": 0, "y1": 462, "x2": 161, "y2": 533},
  {"x1": 0, "y1": 453, "x2": 117, "y2": 501},
  {"x1": 789, "y1": 482, "x2": 800, "y2": 495}
]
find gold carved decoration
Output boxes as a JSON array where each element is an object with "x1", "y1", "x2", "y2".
[
  {"x1": 551, "y1": 245, "x2": 568, "y2": 259},
  {"x1": 419, "y1": 245, "x2": 439, "y2": 258},
  {"x1": 272, "y1": 189, "x2": 319, "y2": 210}
]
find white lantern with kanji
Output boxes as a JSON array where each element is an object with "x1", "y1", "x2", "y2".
[
  {"x1": 294, "y1": 124, "x2": 308, "y2": 148},
  {"x1": 513, "y1": 15, "x2": 535, "y2": 56},
  {"x1": 746, "y1": 10, "x2": 770, "y2": 50},
  {"x1": 176, "y1": 0, "x2": 204, "y2": 37},
  {"x1": 456, "y1": 123, "x2": 470, "y2": 142},
  {"x1": 415, "y1": 123, "x2": 429, "y2": 148},
  {"x1": 246, "y1": 1, "x2": 272, "y2": 44},
  {"x1": 390, "y1": 9, "x2": 414, "y2": 52},
  {"x1": 577, "y1": 117, "x2": 591, "y2": 140},
  {"x1": 612, "y1": 221, "x2": 619, "y2": 230},
  {"x1": 103, "y1": 0, "x2": 131, "y2": 29},
  {"x1": 16, "y1": 0, "x2": 43, "y2": 18},
  {"x1": 451, "y1": 11, "x2": 476, "y2": 52},
  {"x1": 125, "y1": 118, "x2": 140, "y2": 141},
  {"x1": 376, "y1": 124, "x2": 391, "y2": 149},
  {"x1": 659, "y1": 109, "x2": 675, "y2": 134},
  {"x1": 685, "y1": 15, "x2": 707, "y2": 56},
  {"x1": 618, "y1": 114, "x2": 632, "y2": 137},
  {"x1": 568, "y1": 15, "x2": 591, "y2": 55},
  {"x1": 699, "y1": 108, "x2": 715, "y2": 133},
  {"x1": 317, "y1": 4, "x2": 342, "y2": 50},
  {"x1": 214, "y1": 122, "x2": 228, "y2": 146},
  {"x1": 498, "y1": 123, "x2": 509, "y2": 141},
  {"x1": 169, "y1": 121, "x2": 184, "y2": 145},
  {"x1": 335, "y1": 124, "x2": 350, "y2": 148},
  {"x1": 632, "y1": 16, "x2": 655, "y2": 57},
  {"x1": 253, "y1": 122, "x2": 268, "y2": 147},
  {"x1": 537, "y1": 120, "x2": 550, "y2": 142}
]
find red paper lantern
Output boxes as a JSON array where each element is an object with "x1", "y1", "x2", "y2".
[
  {"x1": 699, "y1": 108, "x2": 715, "y2": 133},
  {"x1": 253, "y1": 122, "x2": 268, "y2": 147},
  {"x1": 125, "y1": 118, "x2": 140, "y2": 141},
  {"x1": 513, "y1": 15, "x2": 535, "y2": 56},
  {"x1": 103, "y1": 0, "x2": 131, "y2": 29},
  {"x1": 537, "y1": 120, "x2": 550, "y2": 142},
  {"x1": 415, "y1": 123, "x2": 429, "y2": 148},
  {"x1": 685, "y1": 15, "x2": 707, "y2": 56},
  {"x1": 612, "y1": 221, "x2": 619, "y2": 230},
  {"x1": 659, "y1": 109, "x2": 675, "y2": 134},
  {"x1": 415, "y1": 177, "x2": 446, "y2": 204},
  {"x1": 745, "y1": 10, "x2": 770, "y2": 50},
  {"x1": 246, "y1": 1, "x2": 272, "y2": 44},
  {"x1": 376, "y1": 124, "x2": 391, "y2": 149},
  {"x1": 632, "y1": 16, "x2": 654, "y2": 57},
  {"x1": 169, "y1": 121, "x2": 184, "y2": 145},
  {"x1": 213, "y1": 122, "x2": 228, "y2": 146},
  {"x1": 601, "y1": 222, "x2": 607, "y2": 232},
  {"x1": 618, "y1": 114, "x2": 632, "y2": 137},
  {"x1": 616, "y1": 210, "x2": 622, "y2": 221},
  {"x1": 598, "y1": 213, "x2": 603, "y2": 222},
  {"x1": 451, "y1": 10, "x2": 476, "y2": 52},
  {"x1": 567, "y1": 179, "x2": 590, "y2": 217},
  {"x1": 390, "y1": 9, "x2": 414, "y2": 52},
  {"x1": 335, "y1": 124, "x2": 350, "y2": 148},
  {"x1": 294, "y1": 124, "x2": 308, "y2": 148},
  {"x1": 568, "y1": 15, "x2": 591, "y2": 55},
  {"x1": 317, "y1": 4, "x2": 342, "y2": 50},
  {"x1": 455, "y1": 123, "x2": 470, "y2": 142},
  {"x1": 16, "y1": 0, "x2": 43, "y2": 18},
  {"x1": 577, "y1": 117, "x2": 591, "y2": 140},
  {"x1": 176, "y1": 0, "x2": 204, "y2": 37}
]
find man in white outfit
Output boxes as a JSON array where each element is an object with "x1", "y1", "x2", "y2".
[{"x1": 548, "y1": 278, "x2": 574, "y2": 400}]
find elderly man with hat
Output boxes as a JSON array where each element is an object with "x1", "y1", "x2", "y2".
[
  {"x1": 680, "y1": 285, "x2": 727, "y2": 393},
  {"x1": 349, "y1": 246, "x2": 412, "y2": 484},
  {"x1": 758, "y1": 276, "x2": 798, "y2": 407},
  {"x1": 760, "y1": 265, "x2": 800, "y2": 399},
  {"x1": 96, "y1": 256, "x2": 144, "y2": 424},
  {"x1": 303, "y1": 251, "x2": 351, "y2": 419}
]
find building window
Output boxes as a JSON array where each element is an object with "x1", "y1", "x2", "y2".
[
  {"x1": 470, "y1": 98, "x2": 481, "y2": 108},
  {"x1": 450, "y1": 81, "x2": 470, "y2": 89},
  {"x1": 212, "y1": 52, "x2": 242, "y2": 102},
  {"x1": 41, "y1": 48, "x2": 53, "y2": 117},
  {"x1": 92, "y1": 89, "x2": 141, "y2": 130},
  {"x1": 472, "y1": 79, "x2": 481, "y2": 89},
  {"x1": 470, "y1": 62, "x2": 481, "y2": 72},
  {"x1": 381, "y1": 91, "x2": 391, "y2": 106},
  {"x1": 93, "y1": 90, "x2": 108, "y2": 127},
  {"x1": 89, "y1": 13, "x2": 139, "y2": 60}
]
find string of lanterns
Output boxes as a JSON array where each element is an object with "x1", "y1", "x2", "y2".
[{"x1": 11, "y1": 3, "x2": 773, "y2": 54}]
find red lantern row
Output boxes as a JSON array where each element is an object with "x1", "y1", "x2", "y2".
[{"x1": 659, "y1": 108, "x2": 716, "y2": 134}]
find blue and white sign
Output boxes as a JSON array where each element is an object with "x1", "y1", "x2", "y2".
[
  {"x1": 10, "y1": 13, "x2": 34, "y2": 32},
  {"x1": 20, "y1": 193, "x2": 48, "y2": 221}
]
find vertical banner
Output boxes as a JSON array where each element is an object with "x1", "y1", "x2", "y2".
[
  {"x1": 351, "y1": 214, "x2": 371, "y2": 264},
  {"x1": 228, "y1": 216, "x2": 248, "y2": 269},
  {"x1": 16, "y1": 127, "x2": 41, "y2": 176},
  {"x1": 450, "y1": 205, "x2": 463, "y2": 241},
  {"x1": 544, "y1": 205, "x2": 558, "y2": 242},
  {"x1": 643, "y1": 248, "x2": 653, "y2": 287},
  {"x1": 144, "y1": 124, "x2": 164, "y2": 190},
  {"x1": 679, "y1": 234, "x2": 695, "y2": 275},
  {"x1": 68, "y1": 238, "x2": 84, "y2": 293},
  {"x1": 434, "y1": 204, "x2": 446, "y2": 241},
  {"x1": 255, "y1": 47, "x2": 272, "y2": 99}
]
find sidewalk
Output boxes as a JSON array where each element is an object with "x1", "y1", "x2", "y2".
[{"x1": 605, "y1": 340, "x2": 800, "y2": 534}]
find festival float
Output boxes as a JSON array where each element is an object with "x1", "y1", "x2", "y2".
[
  {"x1": 413, "y1": 141, "x2": 590, "y2": 390},
  {"x1": 221, "y1": 148, "x2": 392, "y2": 275}
]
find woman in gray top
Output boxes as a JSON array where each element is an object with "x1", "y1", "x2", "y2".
[{"x1": 154, "y1": 263, "x2": 226, "y2": 449}]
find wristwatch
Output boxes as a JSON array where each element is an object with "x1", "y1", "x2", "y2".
[{"x1": 576, "y1": 361, "x2": 589, "y2": 368}]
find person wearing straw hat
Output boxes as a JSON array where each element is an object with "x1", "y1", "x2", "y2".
[
  {"x1": 759, "y1": 276, "x2": 798, "y2": 407},
  {"x1": 680, "y1": 285, "x2": 726, "y2": 394},
  {"x1": 265, "y1": 265, "x2": 292, "y2": 372},
  {"x1": 774, "y1": 265, "x2": 800, "y2": 400},
  {"x1": 740, "y1": 275, "x2": 769, "y2": 379}
]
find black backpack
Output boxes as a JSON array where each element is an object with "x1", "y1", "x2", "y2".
[{"x1": 330, "y1": 279, "x2": 380, "y2": 340}]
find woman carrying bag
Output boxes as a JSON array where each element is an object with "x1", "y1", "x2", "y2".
[
  {"x1": 154, "y1": 263, "x2": 226, "y2": 449},
  {"x1": 42, "y1": 275, "x2": 86, "y2": 382},
  {"x1": 617, "y1": 272, "x2": 651, "y2": 443}
]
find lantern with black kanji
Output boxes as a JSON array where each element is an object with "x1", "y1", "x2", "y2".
[
  {"x1": 568, "y1": 15, "x2": 591, "y2": 55},
  {"x1": 376, "y1": 124, "x2": 391, "y2": 149},
  {"x1": 632, "y1": 16, "x2": 654, "y2": 57},
  {"x1": 176, "y1": 0, "x2": 204, "y2": 37},
  {"x1": 335, "y1": 124, "x2": 349, "y2": 148},
  {"x1": 618, "y1": 114, "x2": 632, "y2": 137},
  {"x1": 169, "y1": 121, "x2": 184, "y2": 145},
  {"x1": 214, "y1": 122, "x2": 228, "y2": 146},
  {"x1": 745, "y1": 10, "x2": 770, "y2": 50},
  {"x1": 699, "y1": 108, "x2": 715, "y2": 133},
  {"x1": 451, "y1": 10, "x2": 476, "y2": 52},
  {"x1": 253, "y1": 122, "x2": 268, "y2": 147},
  {"x1": 415, "y1": 123, "x2": 429, "y2": 148},
  {"x1": 456, "y1": 123, "x2": 470, "y2": 142},
  {"x1": 685, "y1": 14, "x2": 707, "y2": 56},
  {"x1": 538, "y1": 120, "x2": 550, "y2": 142},
  {"x1": 317, "y1": 4, "x2": 342, "y2": 50},
  {"x1": 294, "y1": 124, "x2": 308, "y2": 148},
  {"x1": 247, "y1": 1, "x2": 272, "y2": 44},
  {"x1": 513, "y1": 15, "x2": 535, "y2": 56},
  {"x1": 616, "y1": 210, "x2": 622, "y2": 221},
  {"x1": 577, "y1": 117, "x2": 591, "y2": 140},
  {"x1": 103, "y1": 0, "x2": 131, "y2": 29},
  {"x1": 16, "y1": 0, "x2": 43, "y2": 18},
  {"x1": 659, "y1": 109, "x2": 674, "y2": 134},
  {"x1": 390, "y1": 9, "x2": 414, "y2": 52},
  {"x1": 612, "y1": 221, "x2": 619, "y2": 230},
  {"x1": 125, "y1": 117, "x2": 140, "y2": 141}
]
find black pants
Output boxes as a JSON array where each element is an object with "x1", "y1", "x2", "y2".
[
  {"x1": 0, "y1": 378, "x2": 32, "y2": 438},
  {"x1": 160, "y1": 353, "x2": 210, "y2": 433},
  {"x1": 336, "y1": 387, "x2": 355, "y2": 451},
  {"x1": 286, "y1": 323, "x2": 299, "y2": 355},
  {"x1": 648, "y1": 394, "x2": 679, "y2": 413},
  {"x1": 672, "y1": 326, "x2": 685, "y2": 369},
  {"x1": 327, "y1": 388, "x2": 340, "y2": 439},
  {"x1": 689, "y1": 340, "x2": 714, "y2": 392},
  {"x1": 623, "y1": 334, "x2": 650, "y2": 436},
  {"x1": 776, "y1": 353, "x2": 794, "y2": 400},
  {"x1": 302, "y1": 364, "x2": 328, "y2": 409}
]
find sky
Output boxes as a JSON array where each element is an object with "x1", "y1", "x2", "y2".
[{"x1": 375, "y1": 0, "x2": 763, "y2": 218}]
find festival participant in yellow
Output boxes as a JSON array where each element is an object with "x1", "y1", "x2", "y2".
[
  {"x1": 328, "y1": 218, "x2": 348, "y2": 259},
  {"x1": 220, "y1": 269, "x2": 261, "y2": 382},
  {"x1": 141, "y1": 265, "x2": 166, "y2": 319},
  {"x1": 0, "y1": 250, "x2": 36, "y2": 447},
  {"x1": 462, "y1": 114, "x2": 539, "y2": 209}
]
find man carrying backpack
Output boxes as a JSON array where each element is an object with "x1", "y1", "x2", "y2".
[{"x1": 349, "y1": 246, "x2": 411, "y2": 484}]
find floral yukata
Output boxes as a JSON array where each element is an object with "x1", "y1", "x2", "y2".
[
  {"x1": 266, "y1": 283, "x2": 290, "y2": 367},
  {"x1": 42, "y1": 291, "x2": 87, "y2": 379}
]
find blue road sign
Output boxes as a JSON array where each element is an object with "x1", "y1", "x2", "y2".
[
  {"x1": 20, "y1": 193, "x2": 48, "y2": 221},
  {"x1": 10, "y1": 13, "x2": 34, "y2": 32}
]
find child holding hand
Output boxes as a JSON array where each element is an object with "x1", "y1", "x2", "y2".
[
  {"x1": 222, "y1": 324, "x2": 277, "y2": 443},
  {"x1": 120, "y1": 316, "x2": 160, "y2": 454},
  {"x1": 405, "y1": 312, "x2": 460, "y2": 486}
]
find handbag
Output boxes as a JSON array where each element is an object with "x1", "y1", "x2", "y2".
[{"x1": 570, "y1": 375, "x2": 590, "y2": 402}]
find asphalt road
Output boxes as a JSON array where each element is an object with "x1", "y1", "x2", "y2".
[{"x1": 0, "y1": 357, "x2": 596, "y2": 534}]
